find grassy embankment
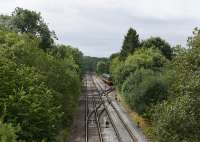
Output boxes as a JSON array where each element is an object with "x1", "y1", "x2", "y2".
[{"x1": 116, "y1": 90, "x2": 151, "y2": 138}]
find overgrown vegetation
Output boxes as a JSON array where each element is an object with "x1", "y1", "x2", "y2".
[
  {"x1": 108, "y1": 27, "x2": 200, "y2": 141},
  {"x1": 82, "y1": 56, "x2": 108, "y2": 73},
  {"x1": 96, "y1": 60, "x2": 109, "y2": 75},
  {"x1": 1, "y1": 6, "x2": 200, "y2": 142},
  {"x1": 0, "y1": 8, "x2": 82, "y2": 142}
]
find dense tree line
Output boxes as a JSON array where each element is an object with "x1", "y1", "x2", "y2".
[
  {"x1": 109, "y1": 27, "x2": 200, "y2": 141},
  {"x1": 96, "y1": 59, "x2": 109, "y2": 75},
  {"x1": 0, "y1": 8, "x2": 82, "y2": 142},
  {"x1": 82, "y1": 56, "x2": 108, "y2": 73}
]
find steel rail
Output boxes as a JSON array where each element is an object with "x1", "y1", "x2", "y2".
[
  {"x1": 85, "y1": 74, "x2": 104, "y2": 142},
  {"x1": 91, "y1": 76, "x2": 123, "y2": 142},
  {"x1": 95, "y1": 76, "x2": 138, "y2": 142},
  {"x1": 85, "y1": 76, "x2": 88, "y2": 142},
  {"x1": 92, "y1": 95, "x2": 103, "y2": 142}
]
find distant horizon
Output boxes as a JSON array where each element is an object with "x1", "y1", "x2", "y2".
[{"x1": 1, "y1": 0, "x2": 199, "y2": 57}]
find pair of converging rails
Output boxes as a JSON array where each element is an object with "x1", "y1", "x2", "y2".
[{"x1": 84, "y1": 74, "x2": 138, "y2": 142}]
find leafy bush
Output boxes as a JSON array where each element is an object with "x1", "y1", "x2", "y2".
[
  {"x1": 0, "y1": 29, "x2": 82, "y2": 141},
  {"x1": 0, "y1": 120, "x2": 20, "y2": 142},
  {"x1": 149, "y1": 28, "x2": 200, "y2": 141},
  {"x1": 82, "y1": 56, "x2": 107, "y2": 73},
  {"x1": 151, "y1": 95, "x2": 200, "y2": 142},
  {"x1": 110, "y1": 48, "x2": 167, "y2": 90},
  {"x1": 141, "y1": 37, "x2": 172, "y2": 60},
  {"x1": 109, "y1": 57, "x2": 125, "y2": 88},
  {"x1": 122, "y1": 69, "x2": 168, "y2": 114},
  {"x1": 110, "y1": 27, "x2": 200, "y2": 141},
  {"x1": 125, "y1": 48, "x2": 167, "y2": 71},
  {"x1": 96, "y1": 60, "x2": 109, "y2": 75},
  {"x1": 0, "y1": 57, "x2": 62, "y2": 141},
  {"x1": 0, "y1": 7, "x2": 83, "y2": 141}
]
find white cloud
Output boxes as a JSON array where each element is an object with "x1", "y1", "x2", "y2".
[{"x1": 0, "y1": 0, "x2": 200, "y2": 57}]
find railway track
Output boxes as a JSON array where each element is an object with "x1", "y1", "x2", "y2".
[
  {"x1": 93, "y1": 76, "x2": 138, "y2": 142},
  {"x1": 85, "y1": 74, "x2": 103, "y2": 142},
  {"x1": 84, "y1": 73, "x2": 138, "y2": 142}
]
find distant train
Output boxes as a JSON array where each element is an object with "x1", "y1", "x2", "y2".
[{"x1": 101, "y1": 73, "x2": 113, "y2": 86}]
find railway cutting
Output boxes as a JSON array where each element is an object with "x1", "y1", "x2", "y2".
[{"x1": 69, "y1": 73, "x2": 147, "y2": 142}]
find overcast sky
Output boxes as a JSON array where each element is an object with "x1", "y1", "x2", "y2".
[{"x1": 0, "y1": 0, "x2": 200, "y2": 57}]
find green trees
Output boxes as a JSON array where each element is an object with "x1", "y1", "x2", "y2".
[
  {"x1": 0, "y1": 121, "x2": 19, "y2": 142},
  {"x1": 110, "y1": 27, "x2": 200, "y2": 141},
  {"x1": 120, "y1": 28, "x2": 140, "y2": 60},
  {"x1": 151, "y1": 95, "x2": 200, "y2": 142},
  {"x1": 0, "y1": 59, "x2": 61, "y2": 141},
  {"x1": 187, "y1": 27, "x2": 200, "y2": 48},
  {"x1": 0, "y1": 8, "x2": 83, "y2": 142},
  {"x1": 122, "y1": 69, "x2": 167, "y2": 114},
  {"x1": 111, "y1": 48, "x2": 168, "y2": 114},
  {"x1": 110, "y1": 52, "x2": 120, "y2": 60},
  {"x1": 11, "y1": 7, "x2": 42, "y2": 34},
  {"x1": 111, "y1": 48, "x2": 167, "y2": 90},
  {"x1": 0, "y1": 7, "x2": 56, "y2": 50},
  {"x1": 49, "y1": 45, "x2": 83, "y2": 75},
  {"x1": 96, "y1": 60, "x2": 109, "y2": 74},
  {"x1": 141, "y1": 37, "x2": 172, "y2": 59},
  {"x1": 0, "y1": 29, "x2": 82, "y2": 141},
  {"x1": 0, "y1": 15, "x2": 13, "y2": 31},
  {"x1": 82, "y1": 56, "x2": 107, "y2": 73},
  {"x1": 150, "y1": 35, "x2": 200, "y2": 141},
  {"x1": 12, "y1": 7, "x2": 56, "y2": 49}
]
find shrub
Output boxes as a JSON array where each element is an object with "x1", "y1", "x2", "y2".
[
  {"x1": 110, "y1": 48, "x2": 167, "y2": 91},
  {"x1": 0, "y1": 57, "x2": 62, "y2": 141},
  {"x1": 96, "y1": 60, "x2": 109, "y2": 75},
  {"x1": 0, "y1": 29, "x2": 82, "y2": 141},
  {"x1": 151, "y1": 95, "x2": 200, "y2": 142},
  {"x1": 0, "y1": 120, "x2": 20, "y2": 142},
  {"x1": 122, "y1": 69, "x2": 167, "y2": 114},
  {"x1": 149, "y1": 29, "x2": 200, "y2": 141}
]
